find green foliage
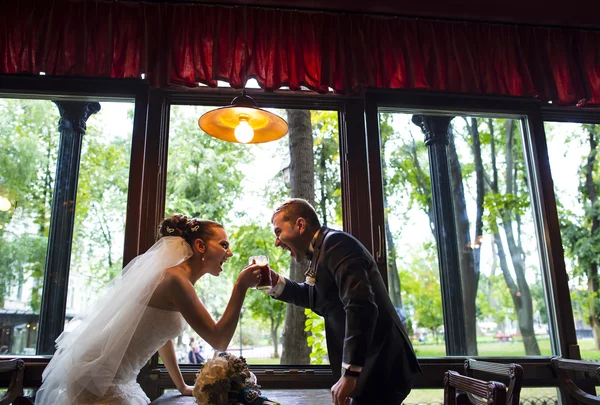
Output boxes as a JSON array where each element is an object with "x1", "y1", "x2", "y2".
[
  {"x1": 0, "y1": 99, "x2": 60, "y2": 308},
  {"x1": 311, "y1": 111, "x2": 342, "y2": 227},
  {"x1": 476, "y1": 273, "x2": 516, "y2": 325},
  {"x1": 71, "y1": 109, "x2": 133, "y2": 285},
  {"x1": 399, "y1": 244, "x2": 443, "y2": 335},
  {"x1": 483, "y1": 192, "x2": 530, "y2": 234},
  {"x1": 166, "y1": 106, "x2": 247, "y2": 222},
  {"x1": 227, "y1": 224, "x2": 287, "y2": 337},
  {"x1": 304, "y1": 308, "x2": 328, "y2": 364},
  {"x1": 0, "y1": 99, "x2": 136, "y2": 312}
]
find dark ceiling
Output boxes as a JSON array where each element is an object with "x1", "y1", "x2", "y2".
[{"x1": 177, "y1": 0, "x2": 598, "y2": 29}]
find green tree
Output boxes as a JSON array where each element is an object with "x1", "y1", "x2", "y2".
[
  {"x1": 558, "y1": 124, "x2": 600, "y2": 349},
  {"x1": 389, "y1": 115, "x2": 540, "y2": 354},
  {"x1": 0, "y1": 99, "x2": 59, "y2": 309},
  {"x1": 281, "y1": 109, "x2": 314, "y2": 364},
  {"x1": 400, "y1": 243, "x2": 443, "y2": 342},
  {"x1": 165, "y1": 106, "x2": 247, "y2": 222},
  {"x1": 71, "y1": 110, "x2": 133, "y2": 285},
  {"x1": 227, "y1": 224, "x2": 288, "y2": 358}
]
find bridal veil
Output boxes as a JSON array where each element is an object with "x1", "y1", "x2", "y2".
[{"x1": 36, "y1": 236, "x2": 192, "y2": 405}]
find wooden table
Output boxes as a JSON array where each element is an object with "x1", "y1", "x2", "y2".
[{"x1": 151, "y1": 389, "x2": 332, "y2": 405}]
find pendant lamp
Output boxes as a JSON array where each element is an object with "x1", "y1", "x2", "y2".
[
  {"x1": 198, "y1": 91, "x2": 288, "y2": 144},
  {"x1": 198, "y1": 6, "x2": 288, "y2": 144}
]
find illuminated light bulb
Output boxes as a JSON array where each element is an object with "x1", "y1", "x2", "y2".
[
  {"x1": 234, "y1": 115, "x2": 254, "y2": 143},
  {"x1": 0, "y1": 196, "x2": 11, "y2": 212}
]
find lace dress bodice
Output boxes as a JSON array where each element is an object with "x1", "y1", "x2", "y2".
[{"x1": 75, "y1": 306, "x2": 187, "y2": 404}]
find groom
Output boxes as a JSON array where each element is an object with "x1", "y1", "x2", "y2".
[{"x1": 267, "y1": 198, "x2": 421, "y2": 405}]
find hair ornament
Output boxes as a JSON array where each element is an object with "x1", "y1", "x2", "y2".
[
  {"x1": 166, "y1": 226, "x2": 175, "y2": 234},
  {"x1": 191, "y1": 225, "x2": 200, "y2": 232}
]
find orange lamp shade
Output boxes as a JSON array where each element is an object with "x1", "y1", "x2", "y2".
[{"x1": 198, "y1": 93, "x2": 288, "y2": 144}]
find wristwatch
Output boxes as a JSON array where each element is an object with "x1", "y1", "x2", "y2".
[{"x1": 341, "y1": 367, "x2": 361, "y2": 378}]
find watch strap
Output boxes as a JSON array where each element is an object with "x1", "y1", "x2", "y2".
[{"x1": 341, "y1": 367, "x2": 361, "y2": 378}]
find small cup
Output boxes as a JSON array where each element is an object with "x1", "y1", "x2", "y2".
[{"x1": 249, "y1": 255, "x2": 271, "y2": 290}]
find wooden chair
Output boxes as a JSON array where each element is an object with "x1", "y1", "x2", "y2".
[
  {"x1": 459, "y1": 359, "x2": 523, "y2": 405},
  {"x1": 445, "y1": 370, "x2": 507, "y2": 405},
  {"x1": 551, "y1": 357, "x2": 600, "y2": 405},
  {"x1": 0, "y1": 358, "x2": 25, "y2": 405}
]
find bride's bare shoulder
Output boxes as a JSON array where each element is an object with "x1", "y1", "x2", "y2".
[{"x1": 161, "y1": 265, "x2": 192, "y2": 287}]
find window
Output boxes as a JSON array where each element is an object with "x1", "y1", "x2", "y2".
[
  {"x1": 378, "y1": 110, "x2": 553, "y2": 357},
  {"x1": 65, "y1": 102, "x2": 134, "y2": 319},
  {"x1": 545, "y1": 120, "x2": 600, "y2": 362},
  {"x1": 0, "y1": 98, "x2": 60, "y2": 355},
  {"x1": 0, "y1": 91, "x2": 138, "y2": 355},
  {"x1": 164, "y1": 104, "x2": 342, "y2": 366}
]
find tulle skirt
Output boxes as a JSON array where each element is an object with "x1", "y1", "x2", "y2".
[{"x1": 42, "y1": 380, "x2": 150, "y2": 405}]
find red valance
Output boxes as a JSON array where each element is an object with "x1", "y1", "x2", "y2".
[{"x1": 1, "y1": 0, "x2": 599, "y2": 106}]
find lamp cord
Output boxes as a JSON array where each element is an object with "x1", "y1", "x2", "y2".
[{"x1": 242, "y1": 2, "x2": 248, "y2": 93}]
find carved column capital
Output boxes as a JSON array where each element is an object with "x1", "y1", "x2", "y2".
[
  {"x1": 411, "y1": 115, "x2": 452, "y2": 146},
  {"x1": 53, "y1": 101, "x2": 101, "y2": 134}
]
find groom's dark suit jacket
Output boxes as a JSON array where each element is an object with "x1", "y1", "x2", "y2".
[{"x1": 277, "y1": 227, "x2": 421, "y2": 404}]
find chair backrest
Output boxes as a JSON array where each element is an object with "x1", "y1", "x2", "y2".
[
  {"x1": 445, "y1": 370, "x2": 507, "y2": 405},
  {"x1": 463, "y1": 359, "x2": 524, "y2": 405},
  {"x1": 551, "y1": 357, "x2": 600, "y2": 405},
  {"x1": 0, "y1": 359, "x2": 24, "y2": 405}
]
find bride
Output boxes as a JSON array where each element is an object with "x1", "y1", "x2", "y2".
[{"x1": 36, "y1": 214, "x2": 262, "y2": 404}]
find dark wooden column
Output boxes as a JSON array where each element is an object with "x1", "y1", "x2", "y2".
[
  {"x1": 37, "y1": 101, "x2": 100, "y2": 354},
  {"x1": 412, "y1": 114, "x2": 467, "y2": 356}
]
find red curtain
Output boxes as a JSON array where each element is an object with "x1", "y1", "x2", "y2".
[{"x1": 1, "y1": 0, "x2": 599, "y2": 106}]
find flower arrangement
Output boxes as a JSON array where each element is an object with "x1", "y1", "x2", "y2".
[{"x1": 193, "y1": 352, "x2": 280, "y2": 405}]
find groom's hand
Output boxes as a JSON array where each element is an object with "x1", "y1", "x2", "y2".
[{"x1": 331, "y1": 376, "x2": 356, "y2": 405}]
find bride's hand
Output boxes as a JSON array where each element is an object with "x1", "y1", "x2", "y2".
[
  {"x1": 236, "y1": 263, "x2": 262, "y2": 290},
  {"x1": 180, "y1": 384, "x2": 194, "y2": 396}
]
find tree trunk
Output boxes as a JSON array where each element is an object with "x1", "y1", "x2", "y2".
[
  {"x1": 488, "y1": 120, "x2": 540, "y2": 354},
  {"x1": 318, "y1": 145, "x2": 328, "y2": 227},
  {"x1": 280, "y1": 109, "x2": 314, "y2": 365},
  {"x1": 447, "y1": 125, "x2": 478, "y2": 355},
  {"x1": 584, "y1": 125, "x2": 600, "y2": 349},
  {"x1": 381, "y1": 127, "x2": 403, "y2": 309},
  {"x1": 271, "y1": 312, "x2": 281, "y2": 358}
]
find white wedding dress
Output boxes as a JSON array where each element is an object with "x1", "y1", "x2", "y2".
[
  {"x1": 36, "y1": 237, "x2": 193, "y2": 405},
  {"x1": 42, "y1": 306, "x2": 187, "y2": 405},
  {"x1": 84, "y1": 306, "x2": 186, "y2": 404}
]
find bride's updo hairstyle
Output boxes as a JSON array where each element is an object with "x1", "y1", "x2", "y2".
[{"x1": 158, "y1": 214, "x2": 224, "y2": 249}]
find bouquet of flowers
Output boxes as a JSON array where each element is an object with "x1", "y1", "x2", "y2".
[{"x1": 193, "y1": 352, "x2": 280, "y2": 405}]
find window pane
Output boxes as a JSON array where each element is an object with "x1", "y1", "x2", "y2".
[
  {"x1": 378, "y1": 112, "x2": 443, "y2": 356},
  {"x1": 165, "y1": 106, "x2": 341, "y2": 365},
  {"x1": 0, "y1": 98, "x2": 60, "y2": 355},
  {"x1": 545, "y1": 122, "x2": 600, "y2": 362},
  {"x1": 65, "y1": 102, "x2": 134, "y2": 320},
  {"x1": 381, "y1": 111, "x2": 552, "y2": 356}
]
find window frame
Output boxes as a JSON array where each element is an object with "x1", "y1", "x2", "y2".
[
  {"x1": 0, "y1": 76, "x2": 589, "y2": 395},
  {"x1": 0, "y1": 74, "x2": 148, "y2": 381},
  {"x1": 137, "y1": 88, "x2": 373, "y2": 394},
  {"x1": 362, "y1": 88, "x2": 577, "y2": 386}
]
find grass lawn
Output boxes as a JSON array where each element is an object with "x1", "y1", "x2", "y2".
[
  {"x1": 243, "y1": 337, "x2": 600, "y2": 364},
  {"x1": 413, "y1": 336, "x2": 600, "y2": 359},
  {"x1": 246, "y1": 357, "x2": 285, "y2": 365}
]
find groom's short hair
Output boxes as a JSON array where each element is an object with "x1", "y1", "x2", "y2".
[{"x1": 272, "y1": 198, "x2": 321, "y2": 228}]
